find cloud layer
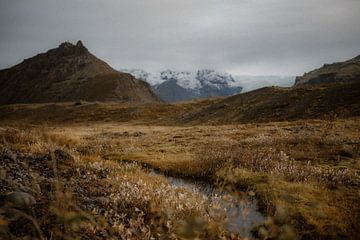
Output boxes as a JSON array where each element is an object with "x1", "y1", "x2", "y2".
[{"x1": 0, "y1": 0, "x2": 359, "y2": 75}]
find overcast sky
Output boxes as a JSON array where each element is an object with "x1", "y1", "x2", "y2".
[{"x1": 0, "y1": 0, "x2": 359, "y2": 75}]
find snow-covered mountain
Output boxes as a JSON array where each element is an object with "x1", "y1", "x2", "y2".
[{"x1": 121, "y1": 69, "x2": 243, "y2": 102}]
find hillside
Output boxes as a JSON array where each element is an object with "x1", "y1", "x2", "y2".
[
  {"x1": 0, "y1": 41, "x2": 159, "y2": 104},
  {"x1": 181, "y1": 56, "x2": 360, "y2": 124},
  {"x1": 1, "y1": 52, "x2": 359, "y2": 124},
  {"x1": 1, "y1": 54, "x2": 359, "y2": 239},
  {"x1": 182, "y1": 81, "x2": 360, "y2": 124},
  {"x1": 295, "y1": 55, "x2": 360, "y2": 86},
  {"x1": 0, "y1": 81, "x2": 359, "y2": 125}
]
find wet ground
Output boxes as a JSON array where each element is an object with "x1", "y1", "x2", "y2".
[{"x1": 149, "y1": 170, "x2": 265, "y2": 238}]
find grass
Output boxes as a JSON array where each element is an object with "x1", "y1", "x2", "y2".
[
  {"x1": 1, "y1": 80, "x2": 359, "y2": 126},
  {"x1": 193, "y1": 122, "x2": 360, "y2": 239},
  {"x1": 0, "y1": 125, "x2": 234, "y2": 239},
  {"x1": 0, "y1": 117, "x2": 359, "y2": 239}
]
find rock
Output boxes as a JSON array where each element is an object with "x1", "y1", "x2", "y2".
[
  {"x1": 4, "y1": 192, "x2": 36, "y2": 210},
  {"x1": 74, "y1": 100, "x2": 83, "y2": 106},
  {"x1": 98, "y1": 208, "x2": 106, "y2": 215},
  {"x1": 133, "y1": 131, "x2": 145, "y2": 137},
  {"x1": 2, "y1": 148, "x2": 17, "y2": 161},
  {"x1": 0, "y1": 169, "x2": 6, "y2": 180},
  {"x1": 274, "y1": 204, "x2": 289, "y2": 225},
  {"x1": 76, "y1": 40, "x2": 84, "y2": 47},
  {"x1": 339, "y1": 148, "x2": 354, "y2": 158},
  {"x1": 54, "y1": 149, "x2": 74, "y2": 162}
]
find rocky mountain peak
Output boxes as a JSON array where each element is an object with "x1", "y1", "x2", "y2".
[
  {"x1": 56, "y1": 40, "x2": 88, "y2": 56},
  {"x1": 76, "y1": 40, "x2": 84, "y2": 47},
  {"x1": 58, "y1": 41, "x2": 73, "y2": 48},
  {"x1": 196, "y1": 69, "x2": 235, "y2": 85},
  {"x1": 0, "y1": 42, "x2": 159, "y2": 104}
]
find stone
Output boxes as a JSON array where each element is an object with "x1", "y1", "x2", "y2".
[
  {"x1": 339, "y1": 149, "x2": 354, "y2": 158},
  {"x1": 0, "y1": 169, "x2": 6, "y2": 180},
  {"x1": 4, "y1": 192, "x2": 36, "y2": 210},
  {"x1": 54, "y1": 149, "x2": 74, "y2": 162},
  {"x1": 76, "y1": 40, "x2": 84, "y2": 47},
  {"x1": 2, "y1": 148, "x2": 17, "y2": 161}
]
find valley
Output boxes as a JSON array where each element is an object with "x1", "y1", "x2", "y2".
[
  {"x1": 1, "y1": 119, "x2": 359, "y2": 239},
  {"x1": 0, "y1": 42, "x2": 359, "y2": 239}
]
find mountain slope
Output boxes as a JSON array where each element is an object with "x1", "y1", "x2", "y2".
[
  {"x1": 122, "y1": 69, "x2": 242, "y2": 102},
  {"x1": 0, "y1": 41, "x2": 159, "y2": 105},
  {"x1": 1, "y1": 81, "x2": 358, "y2": 125},
  {"x1": 153, "y1": 79, "x2": 196, "y2": 102},
  {"x1": 181, "y1": 81, "x2": 360, "y2": 124},
  {"x1": 181, "y1": 55, "x2": 360, "y2": 124},
  {"x1": 295, "y1": 55, "x2": 360, "y2": 86}
]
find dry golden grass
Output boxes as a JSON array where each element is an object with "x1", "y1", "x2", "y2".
[
  {"x1": 1, "y1": 117, "x2": 359, "y2": 239},
  {"x1": 0, "y1": 125, "x2": 235, "y2": 239}
]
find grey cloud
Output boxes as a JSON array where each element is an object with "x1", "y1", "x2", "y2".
[{"x1": 0, "y1": 0, "x2": 359, "y2": 75}]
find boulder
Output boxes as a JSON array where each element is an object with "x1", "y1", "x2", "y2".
[
  {"x1": 4, "y1": 192, "x2": 36, "y2": 210},
  {"x1": 54, "y1": 149, "x2": 74, "y2": 162},
  {"x1": 2, "y1": 148, "x2": 17, "y2": 161}
]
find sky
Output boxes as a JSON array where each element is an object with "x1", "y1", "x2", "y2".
[{"x1": 0, "y1": 0, "x2": 359, "y2": 76}]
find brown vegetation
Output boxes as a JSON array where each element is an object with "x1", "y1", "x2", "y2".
[
  {"x1": 0, "y1": 41, "x2": 159, "y2": 105},
  {"x1": 0, "y1": 126, "x2": 238, "y2": 239},
  {"x1": 1, "y1": 116, "x2": 358, "y2": 239},
  {"x1": 295, "y1": 54, "x2": 360, "y2": 86},
  {"x1": 1, "y1": 80, "x2": 358, "y2": 126},
  {"x1": 0, "y1": 80, "x2": 359, "y2": 239}
]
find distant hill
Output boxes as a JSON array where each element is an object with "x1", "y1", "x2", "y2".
[
  {"x1": 122, "y1": 69, "x2": 242, "y2": 102},
  {"x1": 295, "y1": 55, "x2": 360, "y2": 86},
  {"x1": 1, "y1": 81, "x2": 359, "y2": 125},
  {"x1": 181, "y1": 82, "x2": 360, "y2": 124},
  {"x1": 0, "y1": 41, "x2": 159, "y2": 105},
  {"x1": 181, "y1": 56, "x2": 360, "y2": 124},
  {"x1": 1, "y1": 54, "x2": 359, "y2": 124},
  {"x1": 233, "y1": 75, "x2": 295, "y2": 92}
]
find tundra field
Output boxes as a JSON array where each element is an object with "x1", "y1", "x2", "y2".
[
  {"x1": 1, "y1": 115, "x2": 359, "y2": 239},
  {"x1": 1, "y1": 3, "x2": 360, "y2": 239}
]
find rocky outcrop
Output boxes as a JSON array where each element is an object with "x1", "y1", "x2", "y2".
[
  {"x1": 0, "y1": 41, "x2": 159, "y2": 105},
  {"x1": 295, "y1": 55, "x2": 360, "y2": 86}
]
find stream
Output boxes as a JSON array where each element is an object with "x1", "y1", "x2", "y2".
[{"x1": 149, "y1": 170, "x2": 265, "y2": 238}]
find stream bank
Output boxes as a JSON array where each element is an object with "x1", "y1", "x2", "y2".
[{"x1": 148, "y1": 169, "x2": 265, "y2": 238}]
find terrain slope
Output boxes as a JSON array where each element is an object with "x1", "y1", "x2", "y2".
[
  {"x1": 295, "y1": 55, "x2": 360, "y2": 86},
  {"x1": 0, "y1": 41, "x2": 159, "y2": 104}
]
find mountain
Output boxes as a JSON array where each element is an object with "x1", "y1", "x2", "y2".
[
  {"x1": 122, "y1": 69, "x2": 243, "y2": 102},
  {"x1": 181, "y1": 57, "x2": 360, "y2": 124},
  {"x1": 1, "y1": 80, "x2": 359, "y2": 125},
  {"x1": 181, "y1": 82, "x2": 360, "y2": 124},
  {"x1": 295, "y1": 55, "x2": 360, "y2": 86},
  {"x1": 233, "y1": 75, "x2": 295, "y2": 92},
  {"x1": 0, "y1": 41, "x2": 159, "y2": 105}
]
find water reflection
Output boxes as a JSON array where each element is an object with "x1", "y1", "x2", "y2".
[{"x1": 149, "y1": 170, "x2": 265, "y2": 238}]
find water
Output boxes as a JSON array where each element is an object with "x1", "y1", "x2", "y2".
[{"x1": 149, "y1": 170, "x2": 265, "y2": 238}]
